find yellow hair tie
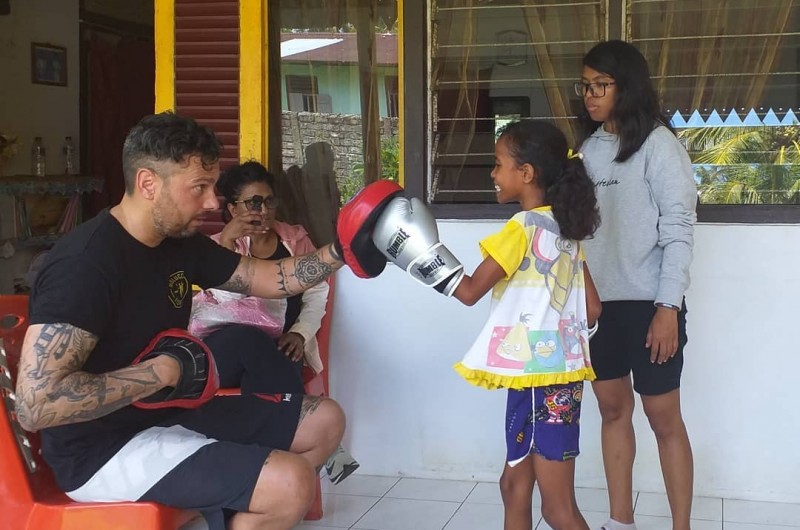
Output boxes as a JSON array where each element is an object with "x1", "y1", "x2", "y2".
[{"x1": 567, "y1": 149, "x2": 583, "y2": 160}]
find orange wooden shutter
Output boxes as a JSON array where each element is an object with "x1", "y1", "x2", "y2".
[
  {"x1": 174, "y1": 0, "x2": 239, "y2": 169},
  {"x1": 174, "y1": 0, "x2": 239, "y2": 234}
]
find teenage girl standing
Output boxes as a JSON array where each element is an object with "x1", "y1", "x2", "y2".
[{"x1": 576, "y1": 40, "x2": 697, "y2": 530}]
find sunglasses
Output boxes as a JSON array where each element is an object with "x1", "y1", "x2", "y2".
[{"x1": 233, "y1": 195, "x2": 279, "y2": 211}]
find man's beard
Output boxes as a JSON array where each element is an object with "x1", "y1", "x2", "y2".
[{"x1": 152, "y1": 193, "x2": 196, "y2": 238}]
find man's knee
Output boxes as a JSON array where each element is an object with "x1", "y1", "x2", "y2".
[
  {"x1": 304, "y1": 396, "x2": 346, "y2": 439},
  {"x1": 278, "y1": 463, "x2": 317, "y2": 520},
  {"x1": 324, "y1": 397, "x2": 346, "y2": 432},
  {"x1": 249, "y1": 452, "x2": 317, "y2": 520}
]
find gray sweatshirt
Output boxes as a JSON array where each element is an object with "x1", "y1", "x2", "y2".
[{"x1": 581, "y1": 125, "x2": 697, "y2": 307}]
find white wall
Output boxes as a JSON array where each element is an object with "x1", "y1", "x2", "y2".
[
  {"x1": 329, "y1": 221, "x2": 800, "y2": 504},
  {"x1": 0, "y1": 0, "x2": 80, "y2": 178},
  {"x1": 0, "y1": 0, "x2": 79, "y2": 292}
]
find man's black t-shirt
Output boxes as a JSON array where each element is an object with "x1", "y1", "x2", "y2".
[{"x1": 28, "y1": 210, "x2": 241, "y2": 491}]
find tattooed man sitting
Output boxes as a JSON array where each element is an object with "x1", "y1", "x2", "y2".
[{"x1": 15, "y1": 112, "x2": 391, "y2": 530}]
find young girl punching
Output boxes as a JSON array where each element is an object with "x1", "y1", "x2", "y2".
[
  {"x1": 454, "y1": 121, "x2": 602, "y2": 530},
  {"x1": 576, "y1": 40, "x2": 697, "y2": 530}
]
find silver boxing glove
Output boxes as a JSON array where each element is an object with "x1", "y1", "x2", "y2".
[{"x1": 372, "y1": 196, "x2": 465, "y2": 296}]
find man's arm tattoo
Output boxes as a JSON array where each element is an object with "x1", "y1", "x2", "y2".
[
  {"x1": 16, "y1": 323, "x2": 165, "y2": 430},
  {"x1": 278, "y1": 254, "x2": 333, "y2": 297},
  {"x1": 278, "y1": 259, "x2": 290, "y2": 296},
  {"x1": 295, "y1": 254, "x2": 333, "y2": 286},
  {"x1": 216, "y1": 257, "x2": 255, "y2": 294}
]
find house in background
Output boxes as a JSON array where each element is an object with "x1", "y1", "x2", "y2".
[
  {"x1": 280, "y1": 32, "x2": 399, "y2": 118},
  {"x1": 276, "y1": 31, "x2": 400, "y2": 197}
]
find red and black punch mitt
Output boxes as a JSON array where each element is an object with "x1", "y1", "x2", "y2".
[
  {"x1": 132, "y1": 329, "x2": 219, "y2": 410},
  {"x1": 334, "y1": 180, "x2": 403, "y2": 278}
]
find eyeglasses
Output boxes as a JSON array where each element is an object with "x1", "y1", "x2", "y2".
[
  {"x1": 233, "y1": 195, "x2": 279, "y2": 211},
  {"x1": 573, "y1": 81, "x2": 616, "y2": 98}
]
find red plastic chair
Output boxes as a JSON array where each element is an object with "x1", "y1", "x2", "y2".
[
  {"x1": 0, "y1": 295, "x2": 196, "y2": 530},
  {"x1": 0, "y1": 294, "x2": 28, "y2": 377}
]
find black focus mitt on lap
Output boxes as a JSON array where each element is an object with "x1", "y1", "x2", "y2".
[{"x1": 132, "y1": 329, "x2": 219, "y2": 410}]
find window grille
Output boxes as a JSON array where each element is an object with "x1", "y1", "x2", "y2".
[{"x1": 427, "y1": 0, "x2": 608, "y2": 204}]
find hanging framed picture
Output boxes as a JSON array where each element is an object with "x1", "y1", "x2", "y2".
[{"x1": 31, "y1": 42, "x2": 67, "y2": 87}]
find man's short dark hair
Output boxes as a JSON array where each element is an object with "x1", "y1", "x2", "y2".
[{"x1": 122, "y1": 112, "x2": 222, "y2": 194}]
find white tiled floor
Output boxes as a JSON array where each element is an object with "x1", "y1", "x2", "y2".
[{"x1": 295, "y1": 475, "x2": 800, "y2": 530}]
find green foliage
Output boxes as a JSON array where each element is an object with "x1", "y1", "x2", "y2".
[
  {"x1": 340, "y1": 137, "x2": 400, "y2": 204},
  {"x1": 679, "y1": 125, "x2": 800, "y2": 205}
]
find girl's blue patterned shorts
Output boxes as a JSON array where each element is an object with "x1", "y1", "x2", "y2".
[{"x1": 505, "y1": 382, "x2": 583, "y2": 465}]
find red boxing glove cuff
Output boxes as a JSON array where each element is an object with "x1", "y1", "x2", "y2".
[
  {"x1": 132, "y1": 329, "x2": 219, "y2": 410},
  {"x1": 336, "y1": 180, "x2": 403, "y2": 278}
]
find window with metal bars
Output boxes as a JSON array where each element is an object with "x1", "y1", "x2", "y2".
[
  {"x1": 412, "y1": 0, "x2": 800, "y2": 220},
  {"x1": 426, "y1": 0, "x2": 608, "y2": 205}
]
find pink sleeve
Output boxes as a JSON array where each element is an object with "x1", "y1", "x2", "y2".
[
  {"x1": 210, "y1": 231, "x2": 249, "y2": 256},
  {"x1": 294, "y1": 234, "x2": 318, "y2": 255}
]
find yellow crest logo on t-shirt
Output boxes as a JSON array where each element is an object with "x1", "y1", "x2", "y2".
[{"x1": 168, "y1": 271, "x2": 189, "y2": 308}]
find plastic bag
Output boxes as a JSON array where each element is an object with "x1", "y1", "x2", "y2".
[{"x1": 189, "y1": 289, "x2": 286, "y2": 339}]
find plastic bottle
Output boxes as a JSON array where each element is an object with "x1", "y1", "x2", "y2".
[
  {"x1": 31, "y1": 136, "x2": 46, "y2": 177},
  {"x1": 63, "y1": 136, "x2": 76, "y2": 175}
]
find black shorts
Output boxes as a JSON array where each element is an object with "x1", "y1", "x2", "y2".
[
  {"x1": 590, "y1": 301, "x2": 687, "y2": 396},
  {"x1": 205, "y1": 324, "x2": 305, "y2": 394},
  {"x1": 66, "y1": 394, "x2": 303, "y2": 530}
]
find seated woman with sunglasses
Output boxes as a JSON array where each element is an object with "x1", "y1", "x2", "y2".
[{"x1": 194, "y1": 160, "x2": 359, "y2": 484}]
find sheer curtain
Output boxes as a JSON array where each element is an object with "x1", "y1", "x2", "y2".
[{"x1": 429, "y1": 0, "x2": 606, "y2": 203}]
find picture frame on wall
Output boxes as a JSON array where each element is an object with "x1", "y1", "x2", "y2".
[{"x1": 31, "y1": 42, "x2": 67, "y2": 87}]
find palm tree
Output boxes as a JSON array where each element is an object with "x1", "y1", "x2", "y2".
[{"x1": 678, "y1": 125, "x2": 800, "y2": 204}]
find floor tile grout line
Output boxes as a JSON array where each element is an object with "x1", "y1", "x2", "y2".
[
  {"x1": 347, "y1": 493, "x2": 382, "y2": 530},
  {"x1": 321, "y1": 477, "x2": 800, "y2": 530},
  {"x1": 437, "y1": 482, "x2": 482, "y2": 530},
  {"x1": 439, "y1": 499, "x2": 464, "y2": 530},
  {"x1": 350, "y1": 476, "x2": 402, "y2": 529}
]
